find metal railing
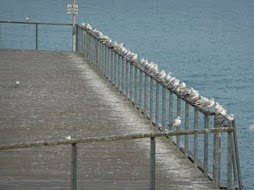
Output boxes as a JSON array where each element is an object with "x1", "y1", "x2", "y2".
[
  {"x1": 0, "y1": 20, "x2": 72, "y2": 50},
  {"x1": 76, "y1": 24, "x2": 242, "y2": 189},
  {"x1": 0, "y1": 128, "x2": 233, "y2": 190}
]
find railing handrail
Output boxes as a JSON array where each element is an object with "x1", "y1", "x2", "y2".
[
  {"x1": 0, "y1": 20, "x2": 72, "y2": 26},
  {"x1": 0, "y1": 127, "x2": 233, "y2": 151}
]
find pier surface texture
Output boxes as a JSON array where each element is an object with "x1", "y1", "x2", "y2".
[{"x1": 0, "y1": 50, "x2": 216, "y2": 190}]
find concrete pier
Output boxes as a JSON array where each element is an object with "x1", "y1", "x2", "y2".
[{"x1": 0, "y1": 50, "x2": 216, "y2": 190}]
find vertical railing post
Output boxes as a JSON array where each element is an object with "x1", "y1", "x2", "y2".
[
  {"x1": 232, "y1": 119, "x2": 242, "y2": 190},
  {"x1": 150, "y1": 77, "x2": 154, "y2": 124},
  {"x1": 213, "y1": 114, "x2": 221, "y2": 188},
  {"x1": 169, "y1": 91, "x2": 173, "y2": 131},
  {"x1": 162, "y1": 87, "x2": 166, "y2": 132},
  {"x1": 155, "y1": 82, "x2": 160, "y2": 125},
  {"x1": 35, "y1": 23, "x2": 38, "y2": 50},
  {"x1": 144, "y1": 74, "x2": 148, "y2": 117},
  {"x1": 111, "y1": 49, "x2": 114, "y2": 83},
  {"x1": 194, "y1": 108, "x2": 199, "y2": 166},
  {"x1": 176, "y1": 96, "x2": 181, "y2": 147},
  {"x1": 184, "y1": 102, "x2": 189, "y2": 155},
  {"x1": 118, "y1": 54, "x2": 121, "y2": 88},
  {"x1": 130, "y1": 63, "x2": 133, "y2": 102},
  {"x1": 134, "y1": 66, "x2": 138, "y2": 107},
  {"x1": 125, "y1": 60, "x2": 128, "y2": 97},
  {"x1": 204, "y1": 114, "x2": 209, "y2": 176},
  {"x1": 121, "y1": 57, "x2": 125, "y2": 94},
  {"x1": 227, "y1": 131, "x2": 233, "y2": 190},
  {"x1": 114, "y1": 52, "x2": 117, "y2": 87},
  {"x1": 71, "y1": 143, "x2": 77, "y2": 190},
  {"x1": 150, "y1": 137, "x2": 156, "y2": 190},
  {"x1": 139, "y1": 70, "x2": 143, "y2": 112}
]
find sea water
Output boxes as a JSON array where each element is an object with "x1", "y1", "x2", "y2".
[{"x1": 0, "y1": 0, "x2": 253, "y2": 189}]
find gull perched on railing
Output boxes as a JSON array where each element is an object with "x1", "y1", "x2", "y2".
[
  {"x1": 156, "y1": 70, "x2": 166, "y2": 82},
  {"x1": 173, "y1": 81, "x2": 186, "y2": 91},
  {"x1": 147, "y1": 63, "x2": 159, "y2": 77},
  {"x1": 195, "y1": 96, "x2": 215, "y2": 109},
  {"x1": 163, "y1": 72, "x2": 172, "y2": 86},
  {"x1": 127, "y1": 52, "x2": 138, "y2": 62},
  {"x1": 84, "y1": 23, "x2": 92, "y2": 30},
  {"x1": 186, "y1": 88, "x2": 200, "y2": 103},
  {"x1": 215, "y1": 102, "x2": 235, "y2": 121},
  {"x1": 166, "y1": 77, "x2": 180, "y2": 90},
  {"x1": 170, "y1": 116, "x2": 181, "y2": 127}
]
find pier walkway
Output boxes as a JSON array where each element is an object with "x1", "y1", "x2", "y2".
[{"x1": 0, "y1": 50, "x2": 216, "y2": 189}]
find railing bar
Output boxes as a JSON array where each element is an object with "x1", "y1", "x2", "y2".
[
  {"x1": 169, "y1": 91, "x2": 173, "y2": 131},
  {"x1": 114, "y1": 52, "x2": 117, "y2": 86},
  {"x1": 134, "y1": 66, "x2": 138, "y2": 107},
  {"x1": 150, "y1": 137, "x2": 156, "y2": 190},
  {"x1": 130, "y1": 64, "x2": 133, "y2": 102},
  {"x1": 155, "y1": 82, "x2": 160, "y2": 125},
  {"x1": 121, "y1": 57, "x2": 125, "y2": 94},
  {"x1": 71, "y1": 143, "x2": 77, "y2": 190},
  {"x1": 176, "y1": 96, "x2": 181, "y2": 147},
  {"x1": 104, "y1": 45, "x2": 108, "y2": 75},
  {"x1": 118, "y1": 54, "x2": 121, "y2": 88},
  {"x1": 213, "y1": 115, "x2": 221, "y2": 188},
  {"x1": 204, "y1": 114, "x2": 209, "y2": 176},
  {"x1": 150, "y1": 78, "x2": 154, "y2": 124},
  {"x1": 144, "y1": 74, "x2": 148, "y2": 117},
  {"x1": 111, "y1": 49, "x2": 114, "y2": 83},
  {"x1": 194, "y1": 108, "x2": 198, "y2": 166},
  {"x1": 126, "y1": 60, "x2": 129, "y2": 98},
  {"x1": 35, "y1": 24, "x2": 38, "y2": 50},
  {"x1": 0, "y1": 20, "x2": 72, "y2": 26},
  {"x1": 227, "y1": 131, "x2": 233, "y2": 190},
  {"x1": 232, "y1": 119, "x2": 243, "y2": 190},
  {"x1": 162, "y1": 87, "x2": 166, "y2": 132},
  {"x1": 139, "y1": 70, "x2": 143, "y2": 112},
  {"x1": 0, "y1": 128, "x2": 234, "y2": 150},
  {"x1": 184, "y1": 102, "x2": 189, "y2": 156}
]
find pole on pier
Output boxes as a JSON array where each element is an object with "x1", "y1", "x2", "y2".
[
  {"x1": 71, "y1": 143, "x2": 78, "y2": 190},
  {"x1": 72, "y1": 0, "x2": 76, "y2": 51},
  {"x1": 150, "y1": 137, "x2": 156, "y2": 190},
  {"x1": 67, "y1": 0, "x2": 78, "y2": 51}
]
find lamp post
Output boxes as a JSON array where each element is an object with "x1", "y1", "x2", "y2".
[
  {"x1": 67, "y1": 0, "x2": 78, "y2": 51},
  {"x1": 72, "y1": 0, "x2": 76, "y2": 52}
]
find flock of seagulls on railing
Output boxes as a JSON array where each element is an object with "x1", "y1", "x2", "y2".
[{"x1": 81, "y1": 23, "x2": 235, "y2": 126}]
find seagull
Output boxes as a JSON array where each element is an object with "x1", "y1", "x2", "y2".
[
  {"x1": 147, "y1": 63, "x2": 159, "y2": 76},
  {"x1": 187, "y1": 88, "x2": 200, "y2": 103},
  {"x1": 170, "y1": 116, "x2": 181, "y2": 127},
  {"x1": 163, "y1": 73, "x2": 172, "y2": 86},
  {"x1": 226, "y1": 114, "x2": 234, "y2": 121},
  {"x1": 66, "y1": 135, "x2": 71, "y2": 140},
  {"x1": 195, "y1": 96, "x2": 215, "y2": 108},
  {"x1": 177, "y1": 87, "x2": 191, "y2": 96},
  {"x1": 173, "y1": 81, "x2": 186, "y2": 91},
  {"x1": 25, "y1": 17, "x2": 29, "y2": 21},
  {"x1": 84, "y1": 23, "x2": 92, "y2": 30},
  {"x1": 156, "y1": 70, "x2": 166, "y2": 82},
  {"x1": 15, "y1": 80, "x2": 20, "y2": 87},
  {"x1": 215, "y1": 102, "x2": 228, "y2": 116},
  {"x1": 167, "y1": 78, "x2": 180, "y2": 89}
]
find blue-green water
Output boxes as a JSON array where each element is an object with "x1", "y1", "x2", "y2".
[{"x1": 0, "y1": 0, "x2": 254, "y2": 189}]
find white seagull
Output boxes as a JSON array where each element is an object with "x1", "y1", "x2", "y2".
[
  {"x1": 157, "y1": 70, "x2": 166, "y2": 82},
  {"x1": 15, "y1": 80, "x2": 20, "y2": 87},
  {"x1": 170, "y1": 116, "x2": 181, "y2": 127}
]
